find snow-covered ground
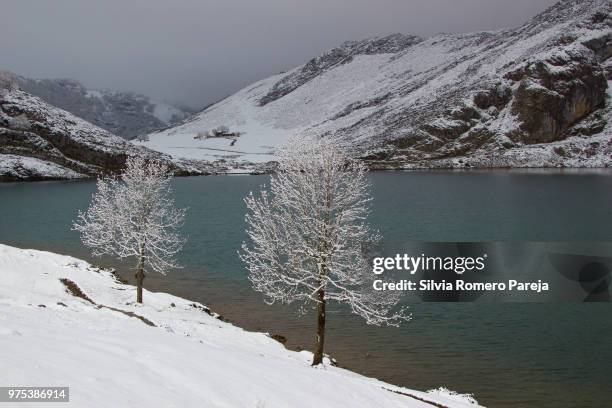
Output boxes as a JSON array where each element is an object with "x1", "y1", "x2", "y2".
[
  {"x1": 0, "y1": 244, "x2": 482, "y2": 408},
  {"x1": 134, "y1": 74, "x2": 293, "y2": 164}
]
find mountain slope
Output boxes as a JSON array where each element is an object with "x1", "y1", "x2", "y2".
[
  {"x1": 139, "y1": 0, "x2": 611, "y2": 168},
  {"x1": 11, "y1": 74, "x2": 195, "y2": 139},
  {"x1": 0, "y1": 74, "x2": 223, "y2": 181},
  {"x1": 0, "y1": 244, "x2": 482, "y2": 408}
]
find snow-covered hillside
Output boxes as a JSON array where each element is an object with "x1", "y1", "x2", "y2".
[
  {"x1": 11, "y1": 74, "x2": 196, "y2": 139},
  {"x1": 0, "y1": 244, "x2": 481, "y2": 408},
  {"x1": 0, "y1": 75, "x2": 229, "y2": 181},
  {"x1": 138, "y1": 0, "x2": 611, "y2": 169}
]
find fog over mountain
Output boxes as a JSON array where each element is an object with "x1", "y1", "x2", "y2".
[
  {"x1": 2, "y1": 0, "x2": 610, "y2": 180},
  {"x1": 139, "y1": 0, "x2": 611, "y2": 170},
  {"x1": 0, "y1": 0, "x2": 558, "y2": 108}
]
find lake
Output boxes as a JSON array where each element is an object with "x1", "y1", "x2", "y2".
[{"x1": 1, "y1": 170, "x2": 611, "y2": 407}]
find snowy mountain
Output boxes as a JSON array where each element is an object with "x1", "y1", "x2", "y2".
[
  {"x1": 9, "y1": 73, "x2": 195, "y2": 139},
  {"x1": 138, "y1": 0, "x2": 611, "y2": 168},
  {"x1": 0, "y1": 244, "x2": 482, "y2": 408},
  {"x1": 0, "y1": 74, "x2": 224, "y2": 181}
]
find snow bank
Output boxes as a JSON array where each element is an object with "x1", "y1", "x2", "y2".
[
  {"x1": 0, "y1": 154, "x2": 85, "y2": 180},
  {"x1": 0, "y1": 244, "x2": 482, "y2": 408}
]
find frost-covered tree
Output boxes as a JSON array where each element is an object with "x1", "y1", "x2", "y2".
[
  {"x1": 195, "y1": 130, "x2": 209, "y2": 140},
  {"x1": 73, "y1": 156, "x2": 186, "y2": 303},
  {"x1": 240, "y1": 137, "x2": 409, "y2": 365}
]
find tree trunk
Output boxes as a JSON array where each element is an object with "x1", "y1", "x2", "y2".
[
  {"x1": 135, "y1": 253, "x2": 145, "y2": 304},
  {"x1": 312, "y1": 288, "x2": 326, "y2": 366}
]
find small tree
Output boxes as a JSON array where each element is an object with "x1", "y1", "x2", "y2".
[
  {"x1": 73, "y1": 156, "x2": 186, "y2": 303},
  {"x1": 240, "y1": 137, "x2": 409, "y2": 365},
  {"x1": 195, "y1": 130, "x2": 209, "y2": 140}
]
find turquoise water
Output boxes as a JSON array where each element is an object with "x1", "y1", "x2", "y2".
[{"x1": 1, "y1": 171, "x2": 611, "y2": 407}]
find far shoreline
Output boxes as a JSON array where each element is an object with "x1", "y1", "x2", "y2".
[{"x1": 2, "y1": 164, "x2": 612, "y2": 183}]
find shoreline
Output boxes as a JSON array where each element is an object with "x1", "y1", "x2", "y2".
[
  {"x1": 0, "y1": 243, "x2": 482, "y2": 408},
  {"x1": 2, "y1": 163, "x2": 612, "y2": 183},
  {"x1": 1, "y1": 173, "x2": 611, "y2": 407}
]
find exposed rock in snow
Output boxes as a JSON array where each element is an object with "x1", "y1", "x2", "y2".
[
  {"x1": 0, "y1": 80, "x2": 230, "y2": 181},
  {"x1": 140, "y1": 0, "x2": 611, "y2": 169},
  {"x1": 0, "y1": 154, "x2": 84, "y2": 181},
  {"x1": 7, "y1": 74, "x2": 196, "y2": 139},
  {"x1": 0, "y1": 85, "x2": 158, "y2": 180},
  {"x1": 0, "y1": 244, "x2": 482, "y2": 408}
]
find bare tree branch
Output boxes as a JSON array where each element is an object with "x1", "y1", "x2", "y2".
[
  {"x1": 73, "y1": 156, "x2": 186, "y2": 303},
  {"x1": 240, "y1": 137, "x2": 410, "y2": 364}
]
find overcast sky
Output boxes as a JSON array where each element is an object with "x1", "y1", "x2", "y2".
[{"x1": 1, "y1": 0, "x2": 558, "y2": 108}]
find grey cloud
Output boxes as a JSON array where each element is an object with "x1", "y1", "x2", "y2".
[{"x1": 0, "y1": 0, "x2": 559, "y2": 108}]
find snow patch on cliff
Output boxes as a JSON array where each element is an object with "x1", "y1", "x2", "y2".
[{"x1": 0, "y1": 154, "x2": 85, "y2": 180}]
